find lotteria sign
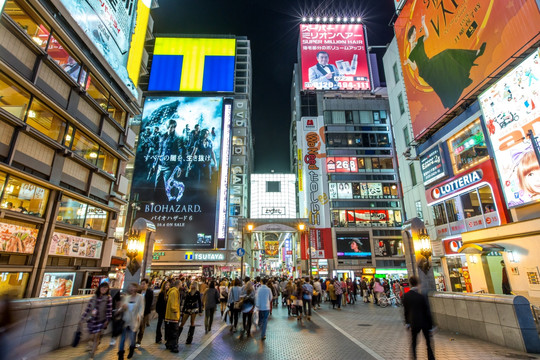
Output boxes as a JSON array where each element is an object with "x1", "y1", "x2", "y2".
[{"x1": 432, "y1": 171, "x2": 483, "y2": 200}]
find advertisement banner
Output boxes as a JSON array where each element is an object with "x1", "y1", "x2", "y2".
[
  {"x1": 395, "y1": 0, "x2": 540, "y2": 140},
  {"x1": 149, "y1": 38, "x2": 236, "y2": 92},
  {"x1": 131, "y1": 97, "x2": 226, "y2": 249},
  {"x1": 49, "y1": 232, "x2": 103, "y2": 259},
  {"x1": 420, "y1": 145, "x2": 446, "y2": 186},
  {"x1": 308, "y1": 228, "x2": 333, "y2": 259},
  {"x1": 39, "y1": 272, "x2": 75, "y2": 298},
  {"x1": 58, "y1": 0, "x2": 151, "y2": 97},
  {"x1": 336, "y1": 233, "x2": 371, "y2": 259},
  {"x1": 0, "y1": 221, "x2": 38, "y2": 254},
  {"x1": 264, "y1": 241, "x2": 280, "y2": 258},
  {"x1": 297, "y1": 116, "x2": 330, "y2": 228},
  {"x1": 479, "y1": 50, "x2": 540, "y2": 208},
  {"x1": 300, "y1": 24, "x2": 371, "y2": 91}
]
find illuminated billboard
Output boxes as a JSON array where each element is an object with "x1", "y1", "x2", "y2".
[
  {"x1": 479, "y1": 49, "x2": 540, "y2": 208},
  {"x1": 149, "y1": 38, "x2": 236, "y2": 92},
  {"x1": 250, "y1": 174, "x2": 296, "y2": 218},
  {"x1": 300, "y1": 24, "x2": 370, "y2": 91},
  {"x1": 131, "y1": 97, "x2": 227, "y2": 249},
  {"x1": 58, "y1": 0, "x2": 151, "y2": 97},
  {"x1": 336, "y1": 233, "x2": 371, "y2": 259},
  {"x1": 395, "y1": 0, "x2": 540, "y2": 140}
]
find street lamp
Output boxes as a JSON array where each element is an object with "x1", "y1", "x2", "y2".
[
  {"x1": 126, "y1": 230, "x2": 143, "y2": 275},
  {"x1": 241, "y1": 223, "x2": 253, "y2": 280},
  {"x1": 415, "y1": 228, "x2": 432, "y2": 275}
]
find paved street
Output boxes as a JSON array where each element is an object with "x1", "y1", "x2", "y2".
[{"x1": 40, "y1": 300, "x2": 539, "y2": 360}]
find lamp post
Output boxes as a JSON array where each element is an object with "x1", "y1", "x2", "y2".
[
  {"x1": 126, "y1": 229, "x2": 143, "y2": 275},
  {"x1": 241, "y1": 223, "x2": 253, "y2": 280},
  {"x1": 415, "y1": 228, "x2": 432, "y2": 275}
]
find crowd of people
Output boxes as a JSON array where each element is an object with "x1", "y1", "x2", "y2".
[{"x1": 76, "y1": 275, "x2": 410, "y2": 359}]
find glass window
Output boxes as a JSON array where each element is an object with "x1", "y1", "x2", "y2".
[
  {"x1": 0, "y1": 172, "x2": 5, "y2": 197},
  {"x1": 64, "y1": 125, "x2": 74, "y2": 147},
  {"x1": 393, "y1": 62, "x2": 400, "y2": 84},
  {"x1": 398, "y1": 93, "x2": 405, "y2": 115},
  {"x1": 0, "y1": 272, "x2": 29, "y2": 298},
  {"x1": 0, "y1": 72, "x2": 31, "y2": 119},
  {"x1": 339, "y1": 210, "x2": 346, "y2": 227},
  {"x1": 0, "y1": 176, "x2": 49, "y2": 216},
  {"x1": 26, "y1": 99, "x2": 67, "y2": 143},
  {"x1": 71, "y1": 130, "x2": 99, "y2": 164},
  {"x1": 96, "y1": 148, "x2": 118, "y2": 177},
  {"x1": 432, "y1": 203, "x2": 448, "y2": 226},
  {"x1": 409, "y1": 163, "x2": 417, "y2": 186},
  {"x1": 445, "y1": 199, "x2": 460, "y2": 222},
  {"x1": 352, "y1": 111, "x2": 360, "y2": 124},
  {"x1": 403, "y1": 126, "x2": 410, "y2": 146},
  {"x1": 447, "y1": 119, "x2": 489, "y2": 174},
  {"x1": 323, "y1": 111, "x2": 332, "y2": 124},
  {"x1": 478, "y1": 185, "x2": 496, "y2": 213},
  {"x1": 359, "y1": 111, "x2": 373, "y2": 124},
  {"x1": 331, "y1": 111, "x2": 346, "y2": 124},
  {"x1": 379, "y1": 158, "x2": 393, "y2": 170},
  {"x1": 461, "y1": 190, "x2": 482, "y2": 218},
  {"x1": 85, "y1": 75, "x2": 109, "y2": 110},
  {"x1": 85, "y1": 205, "x2": 109, "y2": 232},
  {"x1": 4, "y1": 1, "x2": 50, "y2": 49},
  {"x1": 345, "y1": 111, "x2": 354, "y2": 124},
  {"x1": 357, "y1": 158, "x2": 365, "y2": 171},
  {"x1": 47, "y1": 35, "x2": 82, "y2": 82},
  {"x1": 378, "y1": 134, "x2": 389, "y2": 147},
  {"x1": 372, "y1": 157, "x2": 380, "y2": 170},
  {"x1": 108, "y1": 97, "x2": 127, "y2": 127},
  {"x1": 57, "y1": 196, "x2": 87, "y2": 227}
]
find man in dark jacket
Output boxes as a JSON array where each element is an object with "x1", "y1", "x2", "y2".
[
  {"x1": 136, "y1": 278, "x2": 154, "y2": 347},
  {"x1": 403, "y1": 276, "x2": 435, "y2": 360}
]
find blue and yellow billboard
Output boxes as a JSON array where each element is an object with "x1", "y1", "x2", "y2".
[{"x1": 149, "y1": 38, "x2": 236, "y2": 92}]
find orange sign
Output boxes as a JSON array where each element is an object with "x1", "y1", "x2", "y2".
[
  {"x1": 363, "y1": 267, "x2": 376, "y2": 275},
  {"x1": 395, "y1": 0, "x2": 540, "y2": 141}
]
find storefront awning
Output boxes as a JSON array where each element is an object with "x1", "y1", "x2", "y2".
[{"x1": 458, "y1": 243, "x2": 505, "y2": 254}]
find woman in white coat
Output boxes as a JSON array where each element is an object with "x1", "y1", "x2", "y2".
[{"x1": 118, "y1": 283, "x2": 144, "y2": 360}]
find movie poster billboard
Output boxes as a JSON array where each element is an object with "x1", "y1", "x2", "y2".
[
  {"x1": 57, "y1": 0, "x2": 151, "y2": 96},
  {"x1": 336, "y1": 233, "x2": 371, "y2": 259},
  {"x1": 395, "y1": 0, "x2": 540, "y2": 140},
  {"x1": 0, "y1": 221, "x2": 38, "y2": 254},
  {"x1": 131, "y1": 97, "x2": 225, "y2": 249},
  {"x1": 49, "y1": 232, "x2": 103, "y2": 259},
  {"x1": 300, "y1": 24, "x2": 371, "y2": 91},
  {"x1": 479, "y1": 49, "x2": 540, "y2": 208}
]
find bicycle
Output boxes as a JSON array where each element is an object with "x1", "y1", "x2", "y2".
[{"x1": 378, "y1": 292, "x2": 402, "y2": 307}]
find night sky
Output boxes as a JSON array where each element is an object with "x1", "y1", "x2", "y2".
[{"x1": 152, "y1": 0, "x2": 396, "y2": 172}]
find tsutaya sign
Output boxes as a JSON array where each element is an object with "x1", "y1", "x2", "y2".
[
  {"x1": 432, "y1": 170, "x2": 483, "y2": 200},
  {"x1": 185, "y1": 252, "x2": 226, "y2": 261}
]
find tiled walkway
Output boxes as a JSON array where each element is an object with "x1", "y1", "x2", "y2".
[{"x1": 39, "y1": 299, "x2": 539, "y2": 359}]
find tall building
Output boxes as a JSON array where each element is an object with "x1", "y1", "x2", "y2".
[
  {"x1": 130, "y1": 35, "x2": 254, "y2": 278},
  {"x1": 290, "y1": 22, "x2": 406, "y2": 279},
  {"x1": 386, "y1": 0, "x2": 540, "y2": 302},
  {"x1": 0, "y1": 0, "x2": 155, "y2": 297}
]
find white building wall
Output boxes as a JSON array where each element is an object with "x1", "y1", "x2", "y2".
[{"x1": 250, "y1": 174, "x2": 296, "y2": 219}]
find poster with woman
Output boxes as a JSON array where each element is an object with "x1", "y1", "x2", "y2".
[
  {"x1": 395, "y1": 0, "x2": 540, "y2": 141},
  {"x1": 479, "y1": 50, "x2": 540, "y2": 208}
]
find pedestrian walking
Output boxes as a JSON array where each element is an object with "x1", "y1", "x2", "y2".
[
  {"x1": 373, "y1": 279, "x2": 384, "y2": 305},
  {"x1": 203, "y1": 280, "x2": 220, "y2": 333},
  {"x1": 403, "y1": 276, "x2": 436, "y2": 360},
  {"x1": 292, "y1": 279, "x2": 304, "y2": 320},
  {"x1": 136, "y1": 279, "x2": 153, "y2": 347},
  {"x1": 219, "y1": 279, "x2": 229, "y2": 318},
  {"x1": 255, "y1": 278, "x2": 273, "y2": 340},
  {"x1": 227, "y1": 278, "x2": 242, "y2": 332},
  {"x1": 241, "y1": 281, "x2": 255, "y2": 336},
  {"x1": 328, "y1": 280, "x2": 337, "y2": 309},
  {"x1": 165, "y1": 279, "x2": 181, "y2": 353},
  {"x1": 118, "y1": 283, "x2": 144, "y2": 360},
  {"x1": 340, "y1": 278, "x2": 348, "y2": 306},
  {"x1": 284, "y1": 280, "x2": 294, "y2": 316},
  {"x1": 110, "y1": 290, "x2": 123, "y2": 346},
  {"x1": 313, "y1": 278, "x2": 322, "y2": 309},
  {"x1": 179, "y1": 281, "x2": 203, "y2": 344},
  {"x1": 333, "y1": 279, "x2": 343, "y2": 310},
  {"x1": 80, "y1": 282, "x2": 112, "y2": 359},
  {"x1": 155, "y1": 280, "x2": 170, "y2": 344},
  {"x1": 302, "y1": 277, "x2": 313, "y2": 320}
]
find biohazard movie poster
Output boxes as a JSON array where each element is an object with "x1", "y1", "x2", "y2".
[{"x1": 131, "y1": 97, "x2": 225, "y2": 249}]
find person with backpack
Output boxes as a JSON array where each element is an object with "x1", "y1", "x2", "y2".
[
  {"x1": 80, "y1": 282, "x2": 112, "y2": 359},
  {"x1": 333, "y1": 278, "x2": 343, "y2": 310},
  {"x1": 302, "y1": 277, "x2": 314, "y2": 320}
]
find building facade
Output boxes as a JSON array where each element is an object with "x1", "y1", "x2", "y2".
[{"x1": 0, "y1": 0, "x2": 155, "y2": 297}]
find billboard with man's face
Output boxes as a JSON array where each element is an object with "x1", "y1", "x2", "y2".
[
  {"x1": 300, "y1": 24, "x2": 371, "y2": 91},
  {"x1": 131, "y1": 97, "x2": 226, "y2": 249},
  {"x1": 395, "y1": 0, "x2": 540, "y2": 141}
]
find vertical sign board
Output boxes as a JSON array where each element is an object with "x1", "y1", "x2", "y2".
[
  {"x1": 58, "y1": 0, "x2": 152, "y2": 97},
  {"x1": 479, "y1": 50, "x2": 540, "y2": 208},
  {"x1": 300, "y1": 24, "x2": 371, "y2": 91},
  {"x1": 395, "y1": 0, "x2": 540, "y2": 141},
  {"x1": 420, "y1": 145, "x2": 446, "y2": 186},
  {"x1": 297, "y1": 116, "x2": 333, "y2": 259},
  {"x1": 131, "y1": 97, "x2": 225, "y2": 249},
  {"x1": 217, "y1": 100, "x2": 232, "y2": 242}
]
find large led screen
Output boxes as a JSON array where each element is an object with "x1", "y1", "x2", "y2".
[
  {"x1": 58, "y1": 0, "x2": 151, "y2": 97},
  {"x1": 300, "y1": 24, "x2": 370, "y2": 91},
  {"x1": 479, "y1": 50, "x2": 540, "y2": 208},
  {"x1": 131, "y1": 97, "x2": 225, "y2": 249},
  {"x1": 395, "y1": 0, "x2": 540, "y2": 140},
  {"x1": 149, "y1": 38, "x2": 236, "y2": 92},
  {"x1": 336, "y1": 233, "x2": 371, "y2": 259}
]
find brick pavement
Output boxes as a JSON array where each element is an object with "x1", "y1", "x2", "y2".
[{"x1": 38, "y1": 298, "x2": 540, "y2": 360}]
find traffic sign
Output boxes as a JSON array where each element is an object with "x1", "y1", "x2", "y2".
[{"x1": 236, "y1": 248, "x2": 246, "y2": 257}]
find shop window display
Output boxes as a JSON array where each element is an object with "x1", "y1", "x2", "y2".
[
  {"x1": 0, "y1": 176, "x2": 49, "y2": 216},
  {"x1": 0, "y1": 272, "x2": 29, "y2": 298},
  {"x1": 4, "y1": 1, "x2": 50, "y2": 49},
  {"x1": 84, "y1": 75, "x2": 109, "y2": 110},
  {"x1": 26, "y1": 99, "x2": 67, "y2": 143},
  {"x1": 445, "y1": 198, "x2": 461, "y2": 223},
  {"x1": 85, "y1": 205, "x2": 109, "y2": 232},
  {"x1": 447, "y1": 119, "x2": 489, "y2": 174},
  {"x1": 478, "y1": 185, "x2": 496, "y2": 213},
  {"x1": 432, "y1": 203, "x2": 448, "y2": 226},
  {"x1": 461, "y1": 191, "x2": 482, "y2": 218},
  {"x1": 0, "y1": 72, "x2": 31, "y2": 120},
  {"x1": 71, "y1": 130, "x2": 99, "y2": 164},
  {"x1": 57, "y1": 196, "x2": 87, "y2": 227}
]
